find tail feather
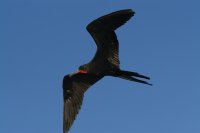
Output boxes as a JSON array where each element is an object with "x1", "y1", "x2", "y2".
[
  {"x1": 118, "y1": 70, "x2": 152, "y2": 85},
  {"x1": 120, "y1": 70, "x2": 150, "y2": 80}
]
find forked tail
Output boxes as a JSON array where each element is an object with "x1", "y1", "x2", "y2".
[{"x1": 117, "y1": 70, "x2": 152, "y2": 85}]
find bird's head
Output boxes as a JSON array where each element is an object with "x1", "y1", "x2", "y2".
[
  {"x1": 76, "y1": 69, "x2": 88, "y2": 74},
  {"x1": 77, "y1": 65, "x2": 88, "y2": 74}
]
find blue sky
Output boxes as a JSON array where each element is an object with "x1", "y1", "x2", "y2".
[{"x1": 0, "y1": 1, "x2": 200, "y2": 133}]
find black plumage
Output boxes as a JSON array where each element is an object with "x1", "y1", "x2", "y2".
[{"x1": 63, "y1": 9, "x2": 151, "y2": 133}]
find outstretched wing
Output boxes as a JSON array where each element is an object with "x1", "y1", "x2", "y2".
[
  {"x1": 87, "y1": 9, "x2": 135, "y2": 68},
  {"x1": 63, "y1": 73, "x2": 102, "y2": 133}
]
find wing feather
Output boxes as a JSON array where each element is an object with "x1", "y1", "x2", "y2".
[
  {"x1": 63, "y1": 74, "x2": 102, "y2": 133},
  {"x1": 86, "y1": 9, "x2": 135, "y2": 68}
]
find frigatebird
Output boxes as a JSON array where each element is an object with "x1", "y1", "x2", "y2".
[{"x1": 63, "y1": 9, "x2": 151, "y2": 133}]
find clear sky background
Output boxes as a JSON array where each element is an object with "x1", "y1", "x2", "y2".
[{"x1": 0, "y1": 1, "x2": 200, "y2": 133}]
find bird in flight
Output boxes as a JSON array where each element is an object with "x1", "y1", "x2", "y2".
[{"x1": 63, "y1": 9, "x2": 151, "y2": 133}]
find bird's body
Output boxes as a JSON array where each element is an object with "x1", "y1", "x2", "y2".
[{"x1": 63, "y1": 9, "x2": 151, "y2": 133}]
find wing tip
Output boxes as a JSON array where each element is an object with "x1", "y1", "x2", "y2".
[
  {"x1": 86, "y1": 9, "x2": 135, "y2": 32},
  {"x1": 116, "y1": 9, "x2": 135, "y2": 15}
]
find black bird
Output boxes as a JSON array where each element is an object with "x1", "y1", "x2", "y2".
[{"x1": 63, "y1": 9, "x2": 151, "y2": 133}]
